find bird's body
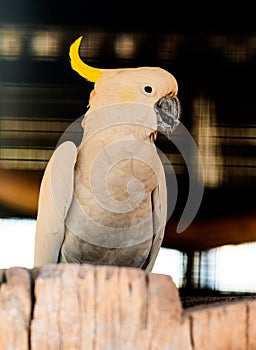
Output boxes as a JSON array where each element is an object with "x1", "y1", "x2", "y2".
[{"x1": 34, "y1": 37, "x2": 180, "y2": 271}]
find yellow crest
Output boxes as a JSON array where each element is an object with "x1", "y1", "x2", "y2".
[{"x1": 69, "y1": 36, "x2": 102, "y2": 82}]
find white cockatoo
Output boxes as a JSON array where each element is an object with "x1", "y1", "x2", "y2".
[{"x1": 34, "y1": 36, "x2": 180, "y2": 272}]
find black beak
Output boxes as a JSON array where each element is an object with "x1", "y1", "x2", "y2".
[{"x1": 154, "y1": 95, "x2": 181, "y2": 138}]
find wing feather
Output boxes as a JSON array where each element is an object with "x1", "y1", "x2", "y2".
[
  {"x1": 34, "y1": 141, "x2": 77, "y2": 266},
  {"x1": 145, "y1": 172, "x2": 167, "y2": 272}
]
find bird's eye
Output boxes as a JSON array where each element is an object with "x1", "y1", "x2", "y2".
[
  {"x1": 142, "y1": 85, "x2": 155, "y2": 96},
  {"x1": 144, "y1": 86, "x2": 152, "y2": 93}
]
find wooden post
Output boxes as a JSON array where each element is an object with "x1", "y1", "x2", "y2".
[{"x1": 0, "y1": 264, "x2": 256, "y2": 349}]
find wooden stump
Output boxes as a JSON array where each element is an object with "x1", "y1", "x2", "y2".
[
  {"x1": 0, "y1": 263, "x2": 256, "y2": 349},
  {"x1": 0, "y1": 268, "x2": 31, "y2": 350}
]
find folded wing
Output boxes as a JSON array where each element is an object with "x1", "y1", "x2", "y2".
[{"x1": 34, "y1": 141, "x2": 77, "y2": 266}]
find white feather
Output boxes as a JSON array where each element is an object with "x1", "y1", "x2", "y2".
[{"x1": 34, "y1": 141, "x2": 77, "y2": 266}]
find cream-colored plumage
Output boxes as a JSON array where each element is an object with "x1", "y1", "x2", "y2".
[{"x1": 34, "y1": 37, "x2": 180, "y2": 271}]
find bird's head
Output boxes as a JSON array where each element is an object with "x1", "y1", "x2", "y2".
[{"x1": 70, "y1": 36, "x2": 181, "y2": 137}]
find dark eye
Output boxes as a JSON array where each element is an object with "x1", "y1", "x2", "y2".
[{"x1": 144, "y1": 85, "x2": 153, "y2": 93}]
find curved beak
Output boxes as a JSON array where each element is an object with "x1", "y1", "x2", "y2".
[{"x1": 154, "y1": 95, "x2": 181, "y2": 138}]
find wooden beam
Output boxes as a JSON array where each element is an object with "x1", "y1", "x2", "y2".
[
  {"x1": 1, "y1": 264, "x2": 256, "y2": 349},
  {"x1": 163, "y1": 214, "x2": 256, "y2": 252}
]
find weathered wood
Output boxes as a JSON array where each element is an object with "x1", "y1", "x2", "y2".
[
  {"x1": 186, "y1": 302, "x2": 247, "y2": 350},
  {"x1": 248, "y1": 301, "x2": 256, "y2": 350},
  {"x1": 31, "y1": 264, "x2": 191, "y2": 350},
  {"x1": 0, "y1": 267, "x2": 31, "y2": 350},
  {"x1": 1, "y1": 264, "x2": 256, "y2": 349}
]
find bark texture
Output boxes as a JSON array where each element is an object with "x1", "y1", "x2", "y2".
[{"x1": 0, "y1": 264, "x2": 255, "y2": 349}]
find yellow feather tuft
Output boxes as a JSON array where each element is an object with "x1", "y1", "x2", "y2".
[{"x1": 69, "y1": 36, "x2": 102, "y2": 83}]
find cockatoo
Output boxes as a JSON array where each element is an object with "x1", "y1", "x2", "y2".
[{"x1": 34, "y1": 36, "x2": 180, "y2": 272}]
